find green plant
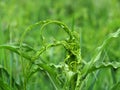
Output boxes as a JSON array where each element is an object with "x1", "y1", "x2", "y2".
[{"x1": 0, "y1": 20, "x2": 120, "y2": 90}]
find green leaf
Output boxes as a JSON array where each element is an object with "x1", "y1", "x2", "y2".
[
  {"x1": 0, "y1": 43, "x2": 35, "y2": 60},
  {"x1": 37, "y1": 63, "x2": 62, "y2": 90},
  {"x1": 82, "y1": 28, "x2": 120, "y2": 75},
  {"x1": 111, "y1": 82, "x2": 120, "y2": 90},
  {"x1": 92, "y1": 28, "x2": 120, "y2": 65},
  {"x1": 0, "y1": 65, "x2": 20, "y2": 90},
  {"x1": 0, "y1": 79, "x2": 11, "y2": 90},
  {"x1": 88, "y1": 62, "x2": 120, "y2": 73}
]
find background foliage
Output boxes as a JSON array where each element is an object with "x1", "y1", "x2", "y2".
[{"x1": 0, "y1": 0, "x2": 120, "y2": 90}]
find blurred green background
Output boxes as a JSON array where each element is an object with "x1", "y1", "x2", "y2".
[{"x1": 0, "y1": 0, "x2": 120, "y2": 90}]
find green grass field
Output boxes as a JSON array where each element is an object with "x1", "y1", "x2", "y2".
[{"x1": 0, "y1": 0, "x2": 120, "y2": 90}]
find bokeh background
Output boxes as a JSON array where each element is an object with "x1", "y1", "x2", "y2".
[{"x1": 0, "y1": 0, "x2": 120, "y2": 90}]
